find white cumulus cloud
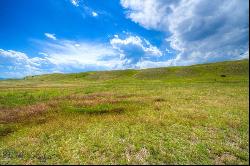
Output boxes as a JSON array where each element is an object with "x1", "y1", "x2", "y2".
[
  {"x1": 0, "y1": 49, "x2": 51, "y2": 78},
  {"x1": 110, "y1": 35, "x2": 162, "y2": 66},
  {"x1": 121, "y1": 0, "x2": 249, "y2": 66}
]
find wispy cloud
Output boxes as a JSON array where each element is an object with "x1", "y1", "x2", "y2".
[
  {"x1": 68, "y1": 0, "x2": 100, "y2": 18},
  {"x1": 0, "y1": 38, "x2": 125, "y2": 77},
  {"x1": 70, "y1": 0, "x2": 79, "y2": 7},
  {"x1": 44, "y1": 33, "x2": 57, "y2": 40},
  {"x1": 0, "y1": 34, "x2": 166, "y2": 78},
  {"x1": 40, "y1": 39, "x2": 120, "y2": 70}
]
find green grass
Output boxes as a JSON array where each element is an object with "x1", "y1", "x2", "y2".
[{"x1": 0, "y1": 59, "x2": 249, "y2": 164}]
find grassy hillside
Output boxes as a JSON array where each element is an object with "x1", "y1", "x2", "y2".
[
  {"x1": 0, "y1": 59, "x2": 249, "y2": 164},
  {"x1": 21, "y1": 59, "x2": 248, "y2": 82}
]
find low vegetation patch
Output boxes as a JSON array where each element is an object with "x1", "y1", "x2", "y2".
[{"x1": 66, "y1": 104, "x2": 125, "y2": 115}]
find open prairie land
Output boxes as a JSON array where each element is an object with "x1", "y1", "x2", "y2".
[{"x1": 0, "y1": 60, "x2": 249, "y2": 164}]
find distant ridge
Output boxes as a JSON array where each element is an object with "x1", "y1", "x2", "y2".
[{"x1": 22, "y1": 59, "x2": 248, "y2": 82}]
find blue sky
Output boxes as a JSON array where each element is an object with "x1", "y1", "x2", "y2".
[{"x1": 0, "y1": 0, "x2": 249, "y2": 78}]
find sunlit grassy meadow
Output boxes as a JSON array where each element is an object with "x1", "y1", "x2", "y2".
[{"x1": 0, "y1": 59, "x2": 249, "y2": 164}]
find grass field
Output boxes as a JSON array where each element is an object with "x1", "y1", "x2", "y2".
[{"x1": 0, "y1": 59, "x2": 249, "y2": 164}]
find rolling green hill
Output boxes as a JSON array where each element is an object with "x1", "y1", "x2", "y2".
[
  {"x1": 23, "y1": 59, "x2": 249, "y2": 82},
  {"x1": 0, "y1": 59, "x2": 249, "y2": 164}
]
